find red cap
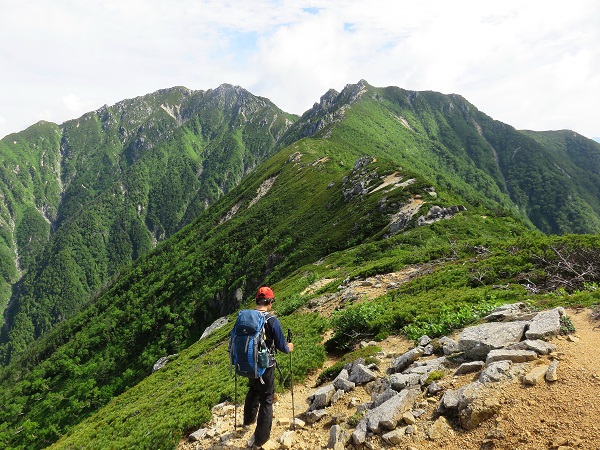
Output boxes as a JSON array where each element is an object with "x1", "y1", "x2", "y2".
[{"x1": 256, "y1": 286, "x2": 274, "y2": 299}]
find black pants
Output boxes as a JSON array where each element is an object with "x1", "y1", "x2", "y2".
[{"x1": 243, "y1": 366, "x2": 275, "y2": 446}]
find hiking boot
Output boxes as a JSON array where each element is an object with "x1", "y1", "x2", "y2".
[{"x1": 247, "y1": 433, "x2": 256, "y2": 447}]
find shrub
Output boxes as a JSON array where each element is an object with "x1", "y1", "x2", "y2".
[{"x1": 559, "y1": 315, "x2": 576, "y2": 335}]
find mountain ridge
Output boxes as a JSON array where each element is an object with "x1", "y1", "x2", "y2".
[
  {"x1": 0, "y1": 81, "x2": 599, "y2": 449},
  {"x1": 0, "y1": 84, "x2": 297, "y2": 363}
]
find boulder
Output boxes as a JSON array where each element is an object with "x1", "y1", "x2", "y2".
[
  {"x1": 307, "y1": 384, "x2": 336, "y2": 411},
  {"x1": 351, "y1": 419, "x2": 368, "y2": 445},
  {"x1": 437, "y1": 389, "x2": 460, "y2": 414},
  {"x1": 525, "y1": 308, "x2": 563, "y2": 340},
  {"x1": 523, "y1": 365, "x2": 550, "y2": 385},
  {"x1": 327, "y1": 424, "x2": 348, "y2": 449},
  {"x1": 459, "y1": 395, "x2": 501, "y2": 430},
  {"x1": 485, "y1": 349, "x2": 538, "y2": 364},
  {"x1": 365, "y1": 389, "x2": 420, "y2": 434},
  {"x1": 305, "y1": 409, "x2": 329, "y2": 424},
  {"x1": 200, "y1": 317, "x2": 229, "y2": 340},
  {"x1": 382, "y1": 429, "x2": 405, "y2": 445},
  {"x1": 437, "y1": 336, "x2": 459, "y2": 355},
  {"x1": 458, "y1": 321, "x2": 528, "y2": 360},
  {"x1": 479, "y1": 361, "x2": 512, "y2": 383},
  {"x1": 484, "y1": 303, "x2": 535, "y2": 322},
  {"x1": 152, "y1": 354, "x2": 178, "y2": 372},
  {"x1": 331, "y1": 389, "x2": 344, "y2": 405},
  {"x1": 454, "y1": 361, "x2": 485, "y2": 376},
  {"x1": 333, "y1": 369, "x2": 356, "y2": 392},
  {"x1": 348, "y1": 364, "x2": 377, "y2": 385},
  {"x1": 418, "y1": 335, "x2": 432, "y2": 346},
  {"x1": 389, "y1": 373, "x2": 421, "y2": 391},
  {"x1": 507, "y1": 339, "x2": 557, "y2": 355},
  {"x1": 371, "y1": 387, "x2": 398, "y2": 408},
  {"x1": 389, "y1": 347, "x2": 425, "y2": 373}
]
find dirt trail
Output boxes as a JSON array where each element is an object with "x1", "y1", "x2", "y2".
[{"x1": 180, "y1": 308, "x2": 600, "y2": 450}]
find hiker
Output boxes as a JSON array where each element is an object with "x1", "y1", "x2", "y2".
[{"x1": 244, "y1": 286, "x2": 293, "y2": 449}]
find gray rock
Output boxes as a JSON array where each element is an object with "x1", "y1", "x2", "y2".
[
  {"x1": 418, "y1": 335, "x2": 432, "y2": 346},
  {"x1": 334, "y1": 368, "x2": 349, "y2": 381},
  {"x1": 365, "y1": 389, "x2": 420, "y2": 434},
  {"x1": 349, "y1": 364, "x2": 377, "y2": 385},
  {"x1": 525, "y1": 308, "x2": 563, "y2": 340},
  {"x1": 458, "y1": 321, "x2": 528, "y2": 360},
  {"x1": 344, "y1": 358, "x2": 365, "y2": 373},
  {"x1": 427, "y1": 381, "x2": 445, "y2": 395},
  {"x1": 328, "y1": 424, "x2": 348, "y2": 449},
  {"x1": 409, "y1": 356, "x2": 449, "y2": 371},
  {"x1": 351, "y1": 419, "x2": 368, "y2": 445},
  {"x1": 423, "y1": 344, "x2": 435, "y2": 356},
  {"x1": 305, "y1": 409, "x2": 329, "y2": 424},
  {"x1": 457, "y1": 381, "x2": 485, "y2": 410},
  {"x1": 546, "y1": 360, "x2": 559, "y2": 382},
  {"x1": 188, "y1": 428, "x2": 207, "y2": 441},
  {"x1": 382, "y1": 429, "x2": 405, "y2": 445},
  {"x1": 485, "y1": 349, "x2": 538, "y2": 364},
  {"x1": 389, "y1": 347, "x2": 424, "y2": 373},
  {"x1": 307, "y1": 384, "x2": 336, "y2": 411},
  {"x1": 484, "y1": 302, "x2": 535, "y2": 322},
  {"x1": 507, "y1": 339, "x2": 557, "y2": 355},
  {"x1": 333, "y1": 369, "x2": 356, "y2": 392},
  {"x1": 455, "y1": 361, "x2": 485, "y2": 375},
  {"x1": 366, "y1": 377, "x2": 389, "y2": 399},
  {"x1": 437, "y1": 389, "x2": 460, "y2": 413},
  {"x1": 200, "y1": 317, "x2": 229, "y2": 340},
  {"x1": 389, "y1": 373, "x2": 421, "y2": 391},
  {"x1": 333, "y1": 376, "x2": 355, "y2": 392},
  {"x1": 437, "y1": 336, "x2": 459, "y2": 355},
  {"x1": 479, "y1": 361, "x2": 512, "y2": 383},
  {"x1": 371, "y1": 387, "x2": 398, "y2": 408},
  {"x1": 152, "y1": 354, "x2": 178, "y2": 372},
  {"x1": 331, "y1": 389, "x2": 344, "y2": 405}
]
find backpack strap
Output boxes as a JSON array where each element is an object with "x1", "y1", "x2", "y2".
[{"x1": 261, "y1": 312, "x2": 276, "y2": 353}]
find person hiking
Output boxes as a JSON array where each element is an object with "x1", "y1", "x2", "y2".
[{"x1": 244, "y1": 286, "x2": 293, "y2": 449}]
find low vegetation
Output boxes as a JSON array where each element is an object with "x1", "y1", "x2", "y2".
[{"x1": 0, "y1": 81, "x2": 599, "y2": 449}]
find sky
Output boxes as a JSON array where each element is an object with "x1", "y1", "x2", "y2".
[{"x1": 1, "y1": 0, "x2": 599, "y2": 141}]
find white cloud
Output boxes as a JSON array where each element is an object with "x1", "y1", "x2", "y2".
[
  {"x1": 62, "y1": 94, "x2": 93, "y2": 115},
  {"x1": 1, "y1": 0, "x2": 599, "y2": 139}
]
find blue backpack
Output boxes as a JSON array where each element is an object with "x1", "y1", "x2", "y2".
[{"x1": 229, "y1": 310, "x2": 273, "y2": 378}]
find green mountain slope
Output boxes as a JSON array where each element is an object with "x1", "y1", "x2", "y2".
[
  {"x1": 0, "y1": 85, "x2": 296, "y2": 363},
  {"x1": 1, "y1": 81, "x2": 600, "y2": 449}
]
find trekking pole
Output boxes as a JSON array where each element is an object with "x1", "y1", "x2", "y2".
[
  {"x1": 234, "y1": 373, "x2": 238, "y2": 431},
  {"x1": 287, "y1": 328, "x2": 295, "y2": 430}
]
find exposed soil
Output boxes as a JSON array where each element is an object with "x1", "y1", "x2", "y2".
[{"x1": 180, "y1": 305, "x2": 600, "y2": 450}]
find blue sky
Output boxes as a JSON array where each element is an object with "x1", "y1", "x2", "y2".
[{"x1": 1, "y1": 0, "x2": 599, "y2": 140}]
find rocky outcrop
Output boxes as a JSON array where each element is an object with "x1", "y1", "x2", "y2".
[
  {"x1": 200, "y1": 317, "x2": 229, "y2": 340},
  {"x1": 152, "y1": 353, "x2": 178, "y2": 372},
  {"x1": 416, "y1": 204, "x2": 467, "y2": 226},
  {"x1": 188, "y1": 304, "x2": 575, "y2": 449}
]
